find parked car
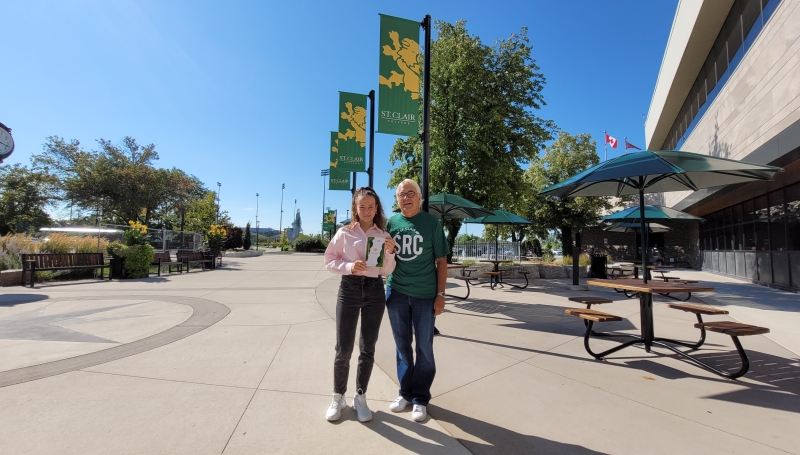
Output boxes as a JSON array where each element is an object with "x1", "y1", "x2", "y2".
[{"x1": 552, "y1": 249, "x2": 563, "y2": 256}]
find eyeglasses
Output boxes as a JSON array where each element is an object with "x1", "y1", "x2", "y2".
[{"x1": 397, "y1": 191, "x2": 418, "y2": 199}]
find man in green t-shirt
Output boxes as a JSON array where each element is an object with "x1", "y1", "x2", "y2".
[{"x1": 385, "y1": 179, "x2": 448, "y2": 422}]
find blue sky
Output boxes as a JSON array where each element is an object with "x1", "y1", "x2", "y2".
[{"x1": 2, "y1": 0, "x2": 678, "y2": 235}]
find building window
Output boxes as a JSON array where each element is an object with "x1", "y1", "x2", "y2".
[{"x1": 660, "y1": 0, "x2": 778, "y2": 150}]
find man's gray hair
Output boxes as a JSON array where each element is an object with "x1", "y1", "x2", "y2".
[{"x1": 396, "y1": 179, "x2": 421, "y2": 195}]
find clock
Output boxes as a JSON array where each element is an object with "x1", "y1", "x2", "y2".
[{"x1": 0, "y1": 123, "x2": 14, "y2": 162}]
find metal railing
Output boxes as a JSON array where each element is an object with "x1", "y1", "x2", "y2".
[
  {"x1": 103, "y1": 225, "x2": 204, "y2": 251},
  {"x1": 451, "y1": 241, "x2": 521, "y2": 261}
]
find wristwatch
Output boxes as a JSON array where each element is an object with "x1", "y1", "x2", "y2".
[{"x1": 436, "y1": 291, "x2": 446, "y2": 297}]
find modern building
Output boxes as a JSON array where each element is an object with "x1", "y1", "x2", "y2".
[{"x1": 644, "y1": 0, "x2": 800, "y2": 290}]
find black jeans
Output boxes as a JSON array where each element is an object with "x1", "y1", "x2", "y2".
[{"x1": 334, "y1": 275, "x2": 386, "y2": 395}]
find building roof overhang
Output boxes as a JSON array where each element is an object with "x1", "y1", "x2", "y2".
[{"x1": 645, "y1": 0, "x2": 734, "y2": 150}]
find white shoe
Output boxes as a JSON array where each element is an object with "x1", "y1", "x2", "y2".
[
  {"x1": 389, "y1": 396, "x2": 409, "y2": 412},
  {"x1": 325, "y1": 393, "x2": 346, "y2": 421},
  {"x1": 352, "y1": 390, "x2": 372, "y2": 422},
  {"x1": 412, "y1": 404, "x2": 427, "y2": 422}
]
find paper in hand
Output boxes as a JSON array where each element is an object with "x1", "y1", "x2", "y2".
[{"x1": 365, "y1": 237, "x2": 386, "y2": 267}]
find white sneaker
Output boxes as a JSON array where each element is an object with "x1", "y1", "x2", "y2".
[
  {"x1": 325, "y1": 393, "x2": 346, "y2": 421},
  {"x1": 412, "y1": 404, "x2": 427, "y2": 422},
  {"x1": 352, "y1": 390, "x2": 372, "y2": 422},
  {"x1": 389, "y1": 396, "x2": 409, "y2": 412}
]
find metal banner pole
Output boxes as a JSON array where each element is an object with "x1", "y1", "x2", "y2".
[
  {"x1": 421, "y1": 14, "x2": 432, "y2": 213},
  {"x1": 368, "y1": 90, "x2": 376, "y2": 189}
]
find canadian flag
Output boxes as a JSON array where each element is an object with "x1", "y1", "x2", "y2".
[{"x1": 605, "y1": 133, "x2": 618, "y2": 148}]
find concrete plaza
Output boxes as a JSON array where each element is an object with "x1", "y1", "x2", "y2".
[{"x1": 1, "y1": 251, "x2": 799, "y2": 454}]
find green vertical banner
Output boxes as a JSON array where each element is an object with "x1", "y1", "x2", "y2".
[
  {"x1": 323, "y1": 209, "x2": 336, "y2": 231},
  {"x1": 329, "y1": 170, "x2": 351, "y2": 191},
  {"x1": 378, "y1": 14, "x2": 421, "y2": 136},
  {"x1": 329, "y1": 131, "x2": 351, "y2": 190},
  {"x1": 337, "y1": 92, "x2": 367, "y2": 171},
  {"x1": 329, "y1": 131, "x2": 340, "y2": 172}
]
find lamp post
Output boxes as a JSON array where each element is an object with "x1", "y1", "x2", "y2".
[
  {"x1": 321, "y1": 169, "x2": 329, "y2": 236},
  {"x1": 216, "y1": 182, "x2": 221, "y2": 222},
  {"x1": 255, "y1": 193, "x2": 259, "y2": 250},
  {"x1": 279, "y1": 183, "x2": 285, "y2": 238}
]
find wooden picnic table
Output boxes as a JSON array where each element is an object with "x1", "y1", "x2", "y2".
[
  {"x1": 587, "y1": 279, "x2": 714, "y2": 353},
  {"x1": 574, "y1": 278, "x2": 767, "y2": 379}
]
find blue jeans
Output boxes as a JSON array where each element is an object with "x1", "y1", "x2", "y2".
[{"x1": 385, "y1": 286, "x2": 436, "y2": 406}]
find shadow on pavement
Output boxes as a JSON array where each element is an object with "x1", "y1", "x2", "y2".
[
  {"x1": 0, "y1": 294, "x2": 48, "y2": 307},
  {"x1": 428, "y1": 406, "x2": 608, "y2": 454}
]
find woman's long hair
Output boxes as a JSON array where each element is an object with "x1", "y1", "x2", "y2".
[{"x1": 350, "y1": 186, "x2": 387, "y2": 231}]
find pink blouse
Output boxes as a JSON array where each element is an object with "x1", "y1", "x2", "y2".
[{"x1": 324, "y1": 223, "x2": 396, "y2": 277}]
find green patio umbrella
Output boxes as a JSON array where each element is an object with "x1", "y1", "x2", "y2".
[
  {"x1": 427, "y1": 193, "x2": 494, "y2": 221},
  {"x1": 541, "y1": 150, "x2": 782, "y2": 283},
  {"x1": 463, "y1": 210, "x2": 532, "y2": 260},
  {"x1": 603, "y1": 205, "x2": 705, "y2": 223},
  {"x1": 604, "y1": 222, "x2": 671, "y2": 234}
]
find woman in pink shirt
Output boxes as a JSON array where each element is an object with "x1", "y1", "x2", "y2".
[{"x1": 323, "y1": 187, "x2": 396, "y2": 423}]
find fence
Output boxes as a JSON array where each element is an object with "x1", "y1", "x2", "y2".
[
  {"x1": 40, "y1": 225, "x2": 205, "y2": 252},
  {"x1": 451, "y1": 241, "x2": 521, "y2": 261}
]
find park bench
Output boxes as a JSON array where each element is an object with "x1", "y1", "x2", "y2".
[
  {"x1": 176, "y1": 251, "x2": 213, "y2": 272},
  {"x1": 150, "y1": 252, "x2": 183, "y2": 276},
  {"x1": 21, "y1": 253, "x2": 110, "y2": 288}
]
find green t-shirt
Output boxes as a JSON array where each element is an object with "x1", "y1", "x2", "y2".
[{"x1": 386, "y1": 210, "x2": 449, "y2": 298}]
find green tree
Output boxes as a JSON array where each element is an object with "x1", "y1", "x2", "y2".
[
  {"x1": 523, "y1": 131, "x2": 613, "y2": 256},
  {"x1": 35, "y1": 136, "x2": 170, "y2": 225},
  {"x1": 243, "y1": 222, "x2": 252, "y2": 250},
  {"x1": 387, "y1": 20, "x2": 555, "y2": 257},
  {"x1": 184, "y1": 191, "x2": 230, "y2": 234},
  {"x1": 0, "y1": 164, "x2": 58, "y2": 234}
]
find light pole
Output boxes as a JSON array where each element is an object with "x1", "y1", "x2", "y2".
[
  {"x1": 216, "y1": 182, "x2": 221, "y2": 222},
  {"x1": 255, "y1": 193, "x2": 259, "y2": 250},
  {"x1": 279, "y1": 183, "x2": 285, "y2": 238},
  {"x1": 321, "y1": 169, "x2": 329, "y2": 236}
]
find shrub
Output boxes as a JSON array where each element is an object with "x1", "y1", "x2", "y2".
[
  {"x1": 123, "y1": 244, "x2": 155, "y2": 278},
  {"x1": 562, "y1": 253, "x2": 591, "y2": 266},
  {"x1": 206, "y1": 224, "x2": 227, "y2": 252},
  {"x1": 462, "y1": 259, "x2": 476, "y2": 266},
  {"x1": 243, "y1": 222, "x2": 252, "y2": 250},
  {"x1": 295, "y1": 237, "x2": 326, "y2": 252},
  {"x1": 106, "y1": 241, "x2": 126, "y2": 258},
  {"x1": 0, "y1": 233, "x2": 37, "y2": 270},
  {"x1": 106, "y1": 241, "x2": 155, "y2": 278},
  {"x1": 225, "y1": 227, "x2": 244, "y2": 250},
  {"x1": 541, "y1": 252, "x2": 554, "y2": 263},
  {"x1": 124, "y1": 221, "x2": 148, "y2": 246},
  {"x1": 39, "y1": 233, "x2": 73, "y2": 253}
]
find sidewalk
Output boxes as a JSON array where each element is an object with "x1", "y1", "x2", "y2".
[{"x1": 0, "y1": 252, "x2": 798, "y2": 454}]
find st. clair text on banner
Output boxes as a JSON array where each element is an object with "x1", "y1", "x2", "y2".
[
  {"x1": 329, "y1": 131, "x2": 351, "y2": 190},
  {"x1": 337, "y1": 92, "x2": 367, "y2": 172},
  {"x1": 377, "y1": 14, "x2": 421, "y2": 137}
]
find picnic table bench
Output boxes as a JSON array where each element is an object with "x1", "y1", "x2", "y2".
[
  {"x1": 568, "y1": 279, "x2": 769, "y2": 379},
  {"x1": 448, "y1": 264, "x2": 478, "y2": 299},
  {"x1": 21, "y1": 253, "x2": 110, "y2": 288},
  {"x1": 150, "y1": 252, "x2": 183, "y2": 276},
  {"x1": 176, "y1": 251, "x2": 213, "y2": 271}
]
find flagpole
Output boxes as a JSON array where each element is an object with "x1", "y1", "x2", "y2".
[
  {"x1": 368, "y1": 90, "x2": 376, "y2": 188},
  {"x1": 421, "y1": 14, "x2": 432, "y2": 213},
  {"x1": 603, "y1": 130, "x2": 607, "y2": 162},
  {"x1": 624, "y1": 136, "x2": 628, "y2": 155}
]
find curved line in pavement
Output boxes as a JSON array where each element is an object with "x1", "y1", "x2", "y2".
[{"x1": 0, "y1": 295, "x2": 229, "y2": 388}]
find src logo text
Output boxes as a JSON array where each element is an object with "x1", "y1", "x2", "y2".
[{"x1": 394, "y1": 232, "x2": 423, "y2": 261}]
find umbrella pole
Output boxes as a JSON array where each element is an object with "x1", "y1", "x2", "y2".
[{"x1": 639, "y1": 187, "x2": 648, "y2": 284}]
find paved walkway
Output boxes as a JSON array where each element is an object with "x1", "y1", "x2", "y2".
[{"x1": 0, "y1": 252, "x2": 799, "y2": 454}]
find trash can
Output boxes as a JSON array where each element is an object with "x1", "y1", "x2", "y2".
[{"x1": 590, "y1": 256, "x2": 607, "y2": 279}]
